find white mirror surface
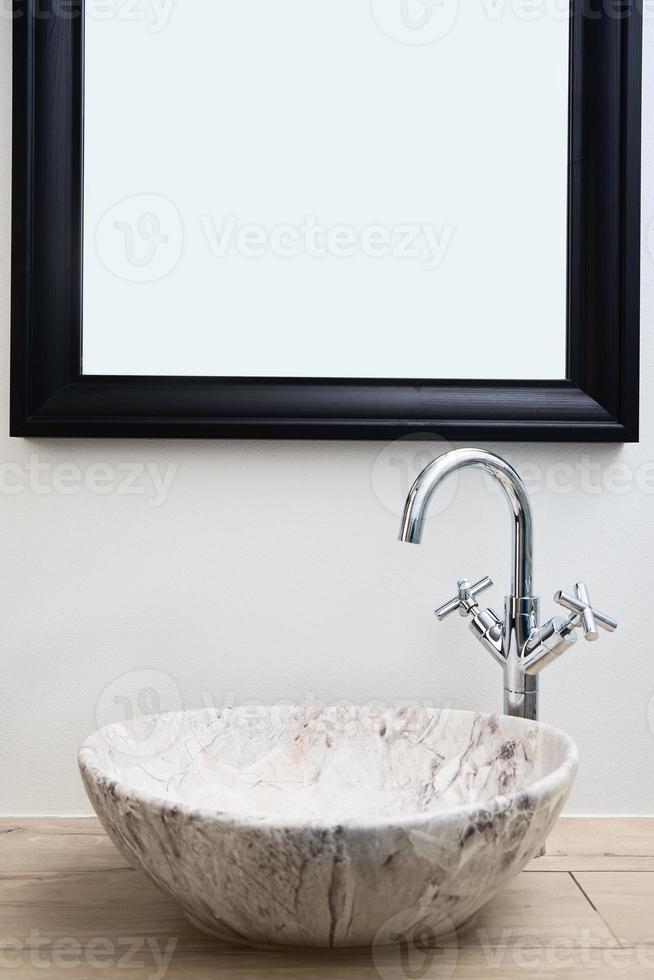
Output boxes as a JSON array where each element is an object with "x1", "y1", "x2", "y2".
[{"x1": 82, "y1": 1, "x2": 569, "y2": 379}]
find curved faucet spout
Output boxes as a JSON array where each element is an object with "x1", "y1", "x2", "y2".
[{"x1": 399, "y1": 448, "x2": 534, "y2": 599}]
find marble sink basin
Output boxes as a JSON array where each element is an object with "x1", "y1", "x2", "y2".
[{"x1": 79, "y1": 706, "x2": 577, "y2": 948}]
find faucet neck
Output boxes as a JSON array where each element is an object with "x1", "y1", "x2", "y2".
[
  {"x1": 400, "y1": 449, "x2": 534, "y2": 599},
  {"x1": 499, "y1": 465, "x2": 534, "y2": 599}
]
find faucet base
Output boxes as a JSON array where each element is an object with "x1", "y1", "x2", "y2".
[{"x1": 503, "y1": 683, "x2": 538, "y2": 721}]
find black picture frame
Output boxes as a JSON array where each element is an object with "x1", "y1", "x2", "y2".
[{"x1": 11, "y1": 0, "x2": 642, "y2": 440}]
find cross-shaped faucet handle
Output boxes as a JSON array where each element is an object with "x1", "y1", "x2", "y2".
[
  {"x1": 554, "y1": 583, "x2": 617, "y2": 641},
  {"x1": 435, "y1": 576, "x2": 493, "y2": 621}
]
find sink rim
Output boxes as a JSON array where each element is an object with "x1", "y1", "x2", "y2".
[{"x1": 79, "y1": 707, "x2": 578, "y2": 833}]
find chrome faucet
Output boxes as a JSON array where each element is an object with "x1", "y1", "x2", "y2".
[{"x1": 399, "y1": 448, "x2": 617, "y2": 721}]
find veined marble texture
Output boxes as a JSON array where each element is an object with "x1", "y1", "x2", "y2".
[{"x1": 79, "y1": 705, "x2": 577, "y2": 948}]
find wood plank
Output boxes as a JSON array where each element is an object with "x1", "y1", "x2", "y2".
[
  {"x1": 0, "y1": 818, "x2": 101, "y2": 835},
  {"x1": 0, "y1": 834, "x2": 130, "y2": 874},
  {"x1": 2, "y1": 817, "x2": 652, "y2": 980},
  {"x1": 528, "y1": 818, "x2": 654, "y2": 871},
  {"x1": 574, "y1": 872, "x2": 654, "y2": 946},
  {"x1": 4, "y1": 816, "x2": 653, "y2": 867},
  {"x1": 0, "y1": 870, "x2": 208, "y2": 949},
  {"x1": 0, "y1": 869, "x2": 616, "y2": 951},
  {"x1": 459, "y1": 872, "x2": 616, "y2": 949},
  {"x1": 3, "y1": 947, "x2": 654, "y2": 980}
]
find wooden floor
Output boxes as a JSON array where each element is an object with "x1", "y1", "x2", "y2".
[{"x1": 1, "y1": 817, "x2": 653, "y2": 978}]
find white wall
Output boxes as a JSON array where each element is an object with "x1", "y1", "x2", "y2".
[{"x1": 1, "y1": 8, "x2": 653, "y2": 815}]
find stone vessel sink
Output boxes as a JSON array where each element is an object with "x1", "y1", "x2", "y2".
[{"x1": 79, "y1": 706, "x2": 577, "y2": 948}]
